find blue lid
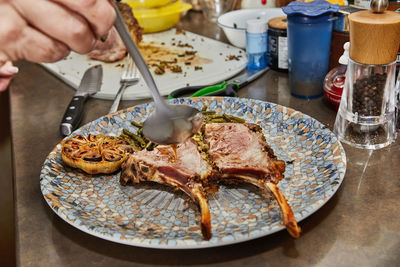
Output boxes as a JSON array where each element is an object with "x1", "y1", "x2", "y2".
[{"x1": 282, "y1": 0, "x2": 339, "y2": 17}]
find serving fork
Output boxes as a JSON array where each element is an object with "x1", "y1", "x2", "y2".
[{"x1": 109, "y1": 55, "x2": 139, "y2": 114}]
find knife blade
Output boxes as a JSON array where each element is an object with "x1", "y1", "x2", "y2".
[
  {"x1": 60, "y1": 65, "x2": 103, "y2": 136},
  {"x1": 226, "y1": 67, "x2": 270, "y2": 88}
]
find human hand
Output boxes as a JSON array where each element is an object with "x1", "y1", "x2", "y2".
[
  {"x1": 0, "y1": 61, "x2": 18, "y2": 92},
  {"x1": 0, "y1": 0, "x2": 116, "y2": 65}
]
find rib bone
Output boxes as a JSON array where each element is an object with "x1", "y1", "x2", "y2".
[
  {"x1": 203, "y1": 122, "x2": 301, "y2": 238},
  {"x1": 120, "y1": 138, "x2": 213, "y2": 240}
]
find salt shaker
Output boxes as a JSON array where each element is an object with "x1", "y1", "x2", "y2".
[{"x1": 246, "y1": 19, "x2": 268, "y2": 71}]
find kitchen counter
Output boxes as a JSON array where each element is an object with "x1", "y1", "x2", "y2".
[{"x1": 8, "y1": 11, "x2": 400, "y2": 266}]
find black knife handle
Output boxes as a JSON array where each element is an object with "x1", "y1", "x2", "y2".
[{"x1": 60, "y1": 95, "x2": 87, "y2": 136}]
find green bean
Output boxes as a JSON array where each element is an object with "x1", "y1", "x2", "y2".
[
  {"x1": 208, "y1": 118, "x2": 227, "y2": 123},
  {"x1": 131, "y1": 121, "x2": 143, "y2": 128},
  {"x1": 122, "y1": 129, "x2": 146, "y2": 147},
  {"x1": 132, "y1": 135, "x2": 146, "y2": 148},
  {"x1": 119, "y1": 133, "x2": 130, "y2": 142},
  {"x1": 144, "y1": 141, "x2": 153, "y2": 149},
  {"x1": 208, "y1": 114, "x2": 225, "y2": 119},
  {"x1": 202, "y1": 111, "x2": 216, "y2": 115},
  {"x1": 120, "y1": 134, "x2": 142, "y2": 151},
  {"x1": 225, "y1": 115, "x2": 245, "y2": 123},
  {"x1": 122, "y1": 128, "x2": 135, "y2": 137}
]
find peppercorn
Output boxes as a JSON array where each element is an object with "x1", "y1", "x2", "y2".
[{"x1": 352, "y1": 73, "x2": 387, "y2": 116}]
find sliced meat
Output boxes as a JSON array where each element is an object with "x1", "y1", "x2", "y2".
[
  {"x1": 120, "y1": 138, "x2": 213, "y2": 240},
  {"x1": 87, "y1": 2, "x2": 143, "y2": 62},
  {"x1": 203, "y1": 123, "x2": 301, "y2": 238},
  {"x1": 117, "y1": 2, "x2": 143, "y2": 44},
  {"x1": 88, "y1": 27, "x2": 127, "y2": 62}
]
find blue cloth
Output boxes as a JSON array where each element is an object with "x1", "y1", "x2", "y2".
[{"x1": 282, "y1": 0, "x2": 339, "y2": 17}]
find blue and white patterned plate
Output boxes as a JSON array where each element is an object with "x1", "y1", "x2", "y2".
[{"x1": 40, "y1": 97, "x2": 346, "y2": 249}]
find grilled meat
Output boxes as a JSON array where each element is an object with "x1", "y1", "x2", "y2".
[
  {"x1": 120, "y1": 121, "x2": 301, "y2": 239},
  {"x1": 117, "y1": 2, "x2": 143, "y2": 44},
  {"x1": 87, "y1": 27, "x2": 127, "y2": 62},
  {"x1": 203, "y1": 123, "x2": 301, "y2": 238},
  {"x1": 120, "y1": 138, "x2": 213, "y2": 240},
  {"x1": 87, "y1": 2, "x2": 143, "y2": 62}
]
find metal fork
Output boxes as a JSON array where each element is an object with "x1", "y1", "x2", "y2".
[{"x1": 109, "y1": 55, "x2": 139, "y2": 113}]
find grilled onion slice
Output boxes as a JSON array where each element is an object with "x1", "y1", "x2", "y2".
[{"x1": 61, "y1": 134, "x2": 133, "y2": 174}]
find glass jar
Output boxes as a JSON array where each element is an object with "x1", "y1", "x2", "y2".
[{"x1": 334, "y1": 59, "x2": 397, "y2": 149}]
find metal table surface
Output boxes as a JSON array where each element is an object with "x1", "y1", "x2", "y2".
[{"x1": 8, "y1": 11, "x2": 400, "y2": 266}]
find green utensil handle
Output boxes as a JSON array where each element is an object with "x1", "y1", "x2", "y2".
[{"x1": 190, "y1": 82, "x2": 228, "y2": 97}]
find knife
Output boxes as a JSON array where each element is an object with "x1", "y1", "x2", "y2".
[
  {"x1": 60, "y1": 65, "x2": 103, "y2": 136},
  {"x1": 167, "y1": 67, "x2": 270, "y2": 98}
]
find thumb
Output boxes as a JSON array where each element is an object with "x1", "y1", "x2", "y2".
[{"x1": 0, "y1": 61, "x2": 19, "y2": 77}]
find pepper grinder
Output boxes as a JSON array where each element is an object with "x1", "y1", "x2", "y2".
[{"x1": 333, "y1": 0, "x2": 400, "y2": 149}]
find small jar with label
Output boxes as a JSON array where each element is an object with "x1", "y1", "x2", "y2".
[
  {"x1": 268, "y1": 16, "x2": 288, "y2": 72},
  {"x1": 246, "y1": 19, "x2": 268, "y2": 71}
]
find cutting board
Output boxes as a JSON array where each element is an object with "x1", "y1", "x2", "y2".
[{"x1": 42, "y1": 28, "x2": 247, "y2": 100}]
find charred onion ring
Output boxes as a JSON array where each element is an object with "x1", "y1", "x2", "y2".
[{"x1": 61, "y1": 134, "x2": 133, "y2": 174}]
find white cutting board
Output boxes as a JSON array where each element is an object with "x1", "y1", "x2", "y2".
[{"x1": 42, "y1": 28, "x2": 247, "y2": 100}]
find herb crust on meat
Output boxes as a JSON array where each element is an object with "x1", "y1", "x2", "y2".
[{"x1": 120, "y1": 109, "x2": 301, "y2": 239}]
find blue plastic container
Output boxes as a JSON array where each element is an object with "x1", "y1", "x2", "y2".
[
  {"x1": 246, "y1": 19, "x2": 268, "y2": 71},
  {"x1": 283, "y1": 0, "x2": 339, "y2": 99},
  {"x1": 246, "y1": 31, "x2": 268, "y2": 70}
]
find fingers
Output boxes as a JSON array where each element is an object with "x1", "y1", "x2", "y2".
[
  {"x1": 0, "y1": 0, "x2": 115, "y2": 63},
  {"x1": 18, "y1": 27, "x2": 71, "y2": 63},
  {"x1": 12, "y1": 0, "x2": 98, "y2": 54},
  {"x1": 0, "y1": 4, "x2": 70, "y2": 63},
  {"x1": 0, "y1": 62, "x2": 18, "y2": 92},
  {"x1": 0, "y1": 62, "x2": 19, "y2": 77},
  {"x1": 50, "y1": 0, "x2": 116, "y2": 40},
  {"x1": 0, "y1": 78, "x2": 12, "y2": 92}
]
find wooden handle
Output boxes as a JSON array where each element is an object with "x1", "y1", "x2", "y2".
[{"x1": 349, "y1": 10, "x2": 400, "y2": 64}]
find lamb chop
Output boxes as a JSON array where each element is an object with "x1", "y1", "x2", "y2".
[
  {"x1": 203, "y1": 122, "x2": 301, "y2": 238},
  {"x1": 120, "y1": 138, "x2": 213, "y2": 240}
]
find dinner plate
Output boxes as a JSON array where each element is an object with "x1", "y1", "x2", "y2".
[{"x1": 40, "y1": 97, "x2": 346, "y2": 249}]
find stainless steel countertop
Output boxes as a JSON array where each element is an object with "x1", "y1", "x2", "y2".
[{"x1": 9, "y1": 10, "x2": 400, "y2": 266}]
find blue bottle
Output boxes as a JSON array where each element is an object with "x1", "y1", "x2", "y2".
[
  {"x1": 282, "y1": 0, "x2": 339, "y2": 99},
  {"x1": 246, "y1": 19, "x2": 268, "y2": 71}
]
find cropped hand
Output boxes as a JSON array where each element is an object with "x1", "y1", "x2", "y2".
[
  {"x1": 0, "y1": 0, "x2": 116, "y2": 65},
  {"x1": 0, "y1": 61, "x2": 18, "y2": 92}
]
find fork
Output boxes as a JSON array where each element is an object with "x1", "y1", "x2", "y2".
[{"x1": 109, "y1": 55, "x2": 139, "y2": 113}]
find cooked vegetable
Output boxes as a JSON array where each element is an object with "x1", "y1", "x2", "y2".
[{"x1": 61, "y1": 134, "x2": 133, "y2": 174}]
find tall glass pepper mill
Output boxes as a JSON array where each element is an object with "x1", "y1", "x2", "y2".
[{"x1": 333, "y1": 0, "x2": 400, "y2": 149}]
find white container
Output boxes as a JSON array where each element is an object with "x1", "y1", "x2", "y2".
[{"x1": 217, "y1": 8, "x2": 285, "y2": 48}]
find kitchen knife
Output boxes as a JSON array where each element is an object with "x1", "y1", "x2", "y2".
[
  {"x1": 60, "y1": 65, "x2": 103, "y2": 136},
  {"x1": 168, "y1": 67, "x2": 270, "y2": 98}
]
